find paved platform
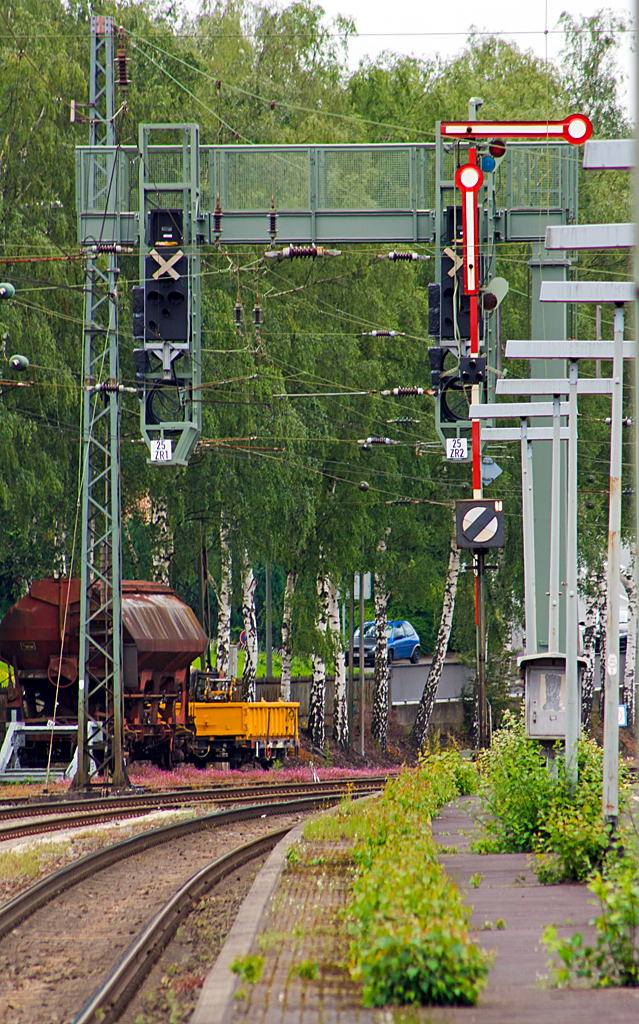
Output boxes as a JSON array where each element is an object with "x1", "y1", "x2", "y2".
[{"x1": 191, "y1": 795, "x2": 639, "y2": 1024}]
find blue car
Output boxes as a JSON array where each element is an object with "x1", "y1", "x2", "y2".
[{"x1": 349, "y1": 619, "x2": 420, "y2": 666}]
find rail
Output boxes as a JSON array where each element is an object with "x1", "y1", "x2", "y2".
[
  {"x1": 0, "y1": 788, "x2": 379, "y2": 939},
  {"x1": 72, "y1": 827, "x2": 288, "y2": 1024}
]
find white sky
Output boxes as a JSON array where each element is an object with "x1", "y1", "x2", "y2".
[{"x1": 316, "y1": 0, "x2": 636, "y2": 117}]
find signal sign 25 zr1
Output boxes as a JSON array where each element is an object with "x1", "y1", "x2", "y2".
[{"x1": 456, "y1": 499, "x2": 505, "y2": 549}]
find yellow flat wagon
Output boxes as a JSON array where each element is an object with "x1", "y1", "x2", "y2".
[{"x1": 188, "y1": 699, "x2": 299, "y2": 768}]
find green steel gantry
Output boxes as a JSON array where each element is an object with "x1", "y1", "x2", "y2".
[{"x1": 76, "y1": 19, "x2": 578, "y2": 783}]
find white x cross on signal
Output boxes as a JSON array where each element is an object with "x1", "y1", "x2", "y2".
[
  {"x1": 443, "y1": 247, "x2": 463, "y2": 276},
  {"x1": 150, "y1": 248, "x2": 184, "y2": 281}
]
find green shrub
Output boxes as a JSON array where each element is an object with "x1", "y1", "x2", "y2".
[
  {"x1": 230, "y1": 954, "x2": 264, "y2": 983},
  {"x1": 473, "y1": 711, "x2": 613, "y2": 882},
  {"x1": 542, "y1": 847, "x2": 639, "y2": 987},
  {"x1": 346, "y1": 756, "x2": 492, "y2": 1007},
  {"x1": 293, "y1": 959, "x2": 318, "y2": 980}
]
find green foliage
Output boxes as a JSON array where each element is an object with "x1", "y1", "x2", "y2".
[
  {"x1": 542, "y1": 847, "x2": 639, "y2": 987},
  {"x1": 0, "y1": 0, "x2": 632, "y2": 690},
  {"x1": 229, "y1": 954, "x2": 264, "y2": 983},
  {"x1": 469, "y1": 873, "x2": 482, "y2": 889},
  {"x1": 292, "y1": 959, "x2": 318, "y2": 980},
  {"x1": 473, "y1": 712, "x2": 611, "y2": 883},
  {"x1": 345, "y1": 757, "x2": 492, "y2": 1006}
]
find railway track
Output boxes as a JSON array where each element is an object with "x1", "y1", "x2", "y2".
[
  {"x1": 72, "y1": 827, "x2": 288, "y2": 1024},
  {"x1": 0, "y1": 775, "x2": 387, "y2": 842},
  {"x1": 0, "y1": 784, "x2": 377, "y2": 1024},
  {"x1": 0, "y1": 785, "x2": 378, "y2": 940}
]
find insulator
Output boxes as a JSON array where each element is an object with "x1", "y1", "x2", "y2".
[
  {"x1": 381, "y1": 387, "x2": 425, "y2": 397},
  {"x1": 359, "y1": 436, "x2": 396, "y2": 447},
  {"x1": 116, "y1": 28, "x2": 131, "y2": 91},
  {"x1": 213, "y1": 197, "x2": 223, "y2": 238},
  {"x1": 265, "y1": 245, "x2": 341, "y2": 261},
  {"x1": 362, "y1": 330, "x2": 402, "y2": 337},
  {"x1": 216, "y1": 80, "x2": 221, "y2": 90},
  {"x1": 288, "y1": 245, "x2": 318, "y2": 259},
  {"x1": 268, "y1": 202, "x2": 277, "y2": 242},
  {"x1": 83, "y1": 243, "x2": 129, "y2": 254},
  {"x1": 253, "y1": 302, "x2": 262, "y2": 326},
  {"x1": 270, "y1": 100, "x2": 275, "y2": 110},
  {"x1": 387, "y1": 418, "x2": 420, "y2": 425},
  {"x1": 234, "y1": 301, "x2": 243, "y2": 326},
  {"x1": 390, "y1": 499, "x2": 415, "y2": 505},
  {"x1": 378, "y1": 251, "x2": 430, "y2": 262}
]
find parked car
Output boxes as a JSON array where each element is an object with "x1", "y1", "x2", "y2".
[{"x1": 346, "y1": 619, "x2": 420, "y2": 666}]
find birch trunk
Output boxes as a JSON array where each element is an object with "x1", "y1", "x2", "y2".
[
  {"x1": 621, "y1": 562, "x2": 637, "y2": 732},
  {"x1": 597, "y1": 570, "x2": 608, "y2": 727},
  {"x1": 580, "y1": 570, "x2": 600, "y2": 730},
  {"x1": 138, "y1": 495, "x2": 173, "y2": 583},
  {"x1": 308, "y1": 576, "x2": 329, "y2": 751},
  {"x1": 413, "y1": 537, "x2": 460, "y2": 749},
  {"x1": 327, "y1": 578, "x2": 349, "y2": 747},
  {"x1": 280, "y1": 570, "x2": 296, "y2": 701},
  {"x1": 241, "y1": 561, "x2": 258, "y2": 702},
  {"x1": 371, "y1": 571, "x2": 390, "y2": 752},
  {"x1": 208, "y1": 524, "x2": 232, "y2": 678},
  {"x1": 150, "y1": 498, "x2": 172, "y2": 583}
]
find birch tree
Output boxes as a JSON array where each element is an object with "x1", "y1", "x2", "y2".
[
  {"x1": 280, "y1": 570, "x2": 297, "y2": 701},
  {"x1": 620, "y1": 561, "x2": 636, "y2": 731},
  {"x1": 413, "y1": 536, "x2": 460, "y2": 749},
  {"x1": 308, "y1": 575, "x2": 329, "y2": 751},
  {"x1": 207, "y1": 523, "x2": 232, "y2": 678},
  {"x1": 597, "y1": 573, "x2": 608, "y2": 725},
  {"x1": 580, "y1": 569, "x2": 601, "y2": 730},
  {"x1": 241, "y1": 560, "x2": 259, "y2": 702},
  {"x1": 327, "y1": 578, "x2": 349, "y2": 747},
  {"x1": 371, "y1": 564, "x2": 390, "y2": 752}
]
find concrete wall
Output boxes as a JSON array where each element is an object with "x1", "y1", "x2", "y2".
[{"x1": 255, "y1": 656, "x2": 473, "y2": 732}]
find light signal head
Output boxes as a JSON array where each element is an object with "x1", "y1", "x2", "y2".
[{"x1": 481, "y1": 138, "x2": 506, "y2": 174}]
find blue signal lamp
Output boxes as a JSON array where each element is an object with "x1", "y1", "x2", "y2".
[{"x1": 481, "y1": 155, "x2": 496, "y2": 173}]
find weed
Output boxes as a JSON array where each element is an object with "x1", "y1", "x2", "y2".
[
  {"x1": 0, "y1": 841, "x2": 70, "y2": 881},
  {"x1": 469, "y1": 873, "x2": 483, "y2": 889},
  {"x1": 292, "y1": 959, "x2": 318, "y2": 980},
  {"x1": 495, "y1": 919, "x2": 506, "y2": 930},
  {"x1": 285, "y1": 845, "x2": 300, "y2": 864},
  {"x1": 542, "y1": 845, "x2": 639, "y2": 987},
  {"x1": 472, "y1": 711, "x2": 618, "y2": 883},
  {"x1": 346, "y1": 755, "x2": 492, "y2": 1006},
  {"x1": 481, "y1": 921, "x2": 493, "y2": 931},
  {"x1": 230, "y1": 954, "x2": 264, "y2": 983}
]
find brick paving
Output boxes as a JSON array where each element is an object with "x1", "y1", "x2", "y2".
[{"x1": 193, "y1": 796, "x2": 639, "y2": 1024}]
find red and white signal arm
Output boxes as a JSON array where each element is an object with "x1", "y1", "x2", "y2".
[
  {"x1": 441, "y1": 114, "x2": 592, "y2": 145},
  {"x1": 454, "y1": 163, "x2": 483, "y2": 295}
]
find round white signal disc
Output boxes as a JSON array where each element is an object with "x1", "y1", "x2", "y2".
[
  {"x1": 459, "y1": 165, "x2": 482, "y2": 190},
  {"x1": 566, "y1": 116, "x2": 589, "y2": 140},
  {"x1": 462, "y1": 506, "x2": 498, "y2": 544}
]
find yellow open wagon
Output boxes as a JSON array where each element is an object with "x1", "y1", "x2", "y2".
[{"x1": 188, "y1": 699, "x2": 299, "y2": 768}]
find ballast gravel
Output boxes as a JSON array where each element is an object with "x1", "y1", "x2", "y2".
[{"x1": 0, "y1": 811, "x2": 307, "y2": 1024}]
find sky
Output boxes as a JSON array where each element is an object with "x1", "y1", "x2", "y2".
[{"x1": 313, "y1": 0, "x2": 636, "y2": 115}]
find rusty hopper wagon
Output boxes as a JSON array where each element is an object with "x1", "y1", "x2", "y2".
[
  {"x1": 0, "y1": 578, "x2": 299, "y2": 776},
  {"x1": 0, "y1": 578, "x2": 208, "y2": 772}
]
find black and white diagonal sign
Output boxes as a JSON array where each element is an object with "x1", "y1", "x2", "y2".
[{"x1": 456, "y1": 499, "x2": 505, "y2": 549}]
